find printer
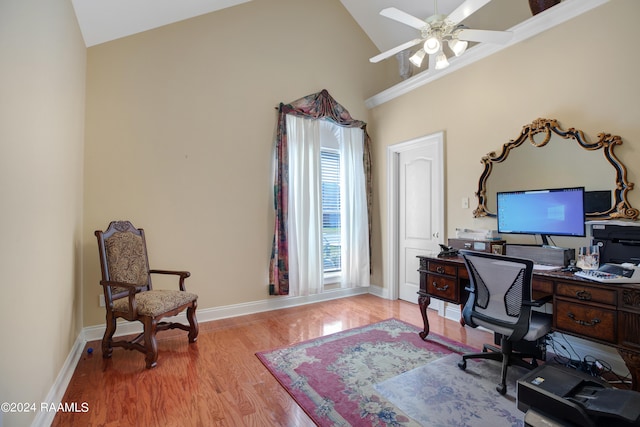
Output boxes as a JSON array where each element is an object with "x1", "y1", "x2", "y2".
[
  {"x1": 591, "y1": 224, "x2": 640, "y2": 265},
  {"x1": 517, "y1": 364, "x2": 640, "y2": 426}
]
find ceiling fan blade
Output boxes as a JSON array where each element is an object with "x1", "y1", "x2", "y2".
[
  {"x1": 380, "y1": 7, "x2": 426, "y2": 30},
  {"x1": 446, "y1": 0, "x2": 492, "y2": 25},
  {"x1": 458, "y1": 28, "x2": 512, "y2": 44},
  {"x1": 369, "y1": 38, "x2": 423, "y2": 63}
]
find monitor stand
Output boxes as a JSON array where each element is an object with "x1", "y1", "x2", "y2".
[
  {"x1": 540, "y1": 234, "x2": 564, "y2": 249},
  {"x1": 540, "y1": 234, "x2": 551, "y2": 246}
]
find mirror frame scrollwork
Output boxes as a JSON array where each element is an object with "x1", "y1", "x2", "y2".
[{"x1": 473, "y1": 118, "x2": 639, "y2": 220}]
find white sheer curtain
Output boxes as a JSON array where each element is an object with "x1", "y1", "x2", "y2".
[
  {"x1": 286, "y1": 114, "x2": 323, "y2": 296},
  {"x1": 286, "y1": 114, "x2": 369, "y2": 296},
  {"x1": 338, "y1": 126, "x2": 370, "y2": 288}
]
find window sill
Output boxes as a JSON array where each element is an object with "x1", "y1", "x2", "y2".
[{"x1": 323, "y1": 271, "x2": 341, "y2": 286}]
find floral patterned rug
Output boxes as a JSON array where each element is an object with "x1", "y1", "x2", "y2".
[{"x1": 256, "y1": 318, "x2": 525, "y2": 426}]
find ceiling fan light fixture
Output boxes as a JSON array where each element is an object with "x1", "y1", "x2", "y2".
[
  {"x1": 409, "y1": 49, "x2": 426, "y2": 67},
  {"x1": 435, "y1": 51, "x2": 449, "y2": 70},
  {"x1": 372, "y1": 2, "x2": 513, "y2": 72},
  {"x1": 423, "y1": 36, "x2": 441, "y2": 55},
  {"x1": 448, "y1": 38, "x2": 468, "y2": 57}
]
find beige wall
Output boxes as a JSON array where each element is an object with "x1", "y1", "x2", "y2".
[
  {"x1": 4, "y1": 1, "x2": 637, "y2": 422},
  {"x1": 368, "y1": 0, "x2": 640, "y2": 287},
  {"x1": 0, "y1": 0, "x2": 86, "y2": 426},
  {"x1": 82, "y1": 0, "x2": 395, "y2": 327}
]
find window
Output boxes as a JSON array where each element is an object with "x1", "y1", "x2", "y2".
[
  {"x1": 273, "y1": 112, "x2": 369, "y2": 297},
  {"x1": 321, "y1": 149, "x2": 341, "y2": 273},
  {"x1": 270, "y1": 91, "x2": 371, "y2": 296}
]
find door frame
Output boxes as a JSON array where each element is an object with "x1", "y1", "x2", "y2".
[{"x1": 386, "y1": 131, "x2": 445, "y2": 301}]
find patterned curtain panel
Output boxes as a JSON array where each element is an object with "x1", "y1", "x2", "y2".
[{"x1": 269, "y1": 89, "x2": 372, "y2": 295}]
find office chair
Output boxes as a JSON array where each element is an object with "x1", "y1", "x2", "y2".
[
  {"x1": 457, "y1": 250, "x2": 552, "y2": 394},
  {"x1": 95, "y1": 220, "x2": 199, "y2": 368}
]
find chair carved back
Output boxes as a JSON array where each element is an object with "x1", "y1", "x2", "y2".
[{"x1": 97, "y1": 221, "x2": 152, "y2": 301}]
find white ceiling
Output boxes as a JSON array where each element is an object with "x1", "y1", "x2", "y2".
[
  {"x1": 71, "y1": 0, "x2": 530, "y2": 49},
  {"x1": 71, "y1": 0, "x2": 252, "y2": 47}
]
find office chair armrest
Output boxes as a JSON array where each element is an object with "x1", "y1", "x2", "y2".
[
  {"x1": 523, "y1": 294, "x2": 553, "y2": 307},
  {"x1": 150, "y1": 269, "x2": 191, "y2": 291}
]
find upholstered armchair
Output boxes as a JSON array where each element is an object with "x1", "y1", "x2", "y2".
[{"x1": 95, "y1": 220, "x2": 198, "y2": 368}]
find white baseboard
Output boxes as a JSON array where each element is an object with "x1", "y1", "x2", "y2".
[
  {"x1": 444, "y1": 302, "x2": 462, "y2": 321},
  {"x1": 367, "y1": 283, "x2": 389, "y2": 299},
  {"x1": 35, "y1": 286, "x2": 378, "y2": 426},
  {"x1": 82, "y1": 286, "x2": 372, "y2": 341},
  {"x1": 31, "y1": 335, "x2": 86, "y2": 427}
]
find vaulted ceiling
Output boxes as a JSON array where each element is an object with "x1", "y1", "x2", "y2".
[{"x1": 71, "y1": 0, "x2": 531, "y2": 49}]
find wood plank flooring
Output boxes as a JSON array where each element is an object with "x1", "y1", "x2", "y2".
[{"x1": 53, "y1": 294, "x2": 491, "y2": 426}]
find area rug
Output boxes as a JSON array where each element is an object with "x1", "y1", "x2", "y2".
[
  {"x1": 256, "y1": 318, "x2": 525, "y2": 426},
  {"x1": 375, "y1": 353, "x2": 527, "y2": 427}
]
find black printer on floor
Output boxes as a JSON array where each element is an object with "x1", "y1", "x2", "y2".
[{"x1": 517, "y1": 364, "x2": 640, "y2": 426}]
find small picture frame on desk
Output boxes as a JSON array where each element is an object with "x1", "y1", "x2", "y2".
[{"x1": 492, "y1": 244, "x2": 503, "y2": 255}]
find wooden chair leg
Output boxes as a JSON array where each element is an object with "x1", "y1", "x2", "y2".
[
  {"x1": 187, "y1": 303, "x2": 199, "y2": 343},
  {"x1": 144, "y1": 317, "x2": 159, "y2": 369},
  {"x1": 102, "y1": 312, "x2": 116, "y2": 359}
]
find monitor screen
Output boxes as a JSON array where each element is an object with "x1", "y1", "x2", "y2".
[{"x1": 497, "y1": 187, "x2": 586, "y2": 240}]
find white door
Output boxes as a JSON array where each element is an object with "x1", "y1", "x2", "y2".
[{"x1": 390, "y1": 133, "x2": 444, "y2": 304}]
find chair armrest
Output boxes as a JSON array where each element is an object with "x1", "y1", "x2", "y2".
[
  {"x1": 149, "y1": 269, "x2": 191, "y2": 291},
  {"x1": 523, "y1": 294, "x2": 553, "y2": 307},
  {"x1": 100, "y1": 280, "x2": 138, "y2": 316},
  {"x1": 100, "y1": 279, "x2": 138, "y2": 290}
]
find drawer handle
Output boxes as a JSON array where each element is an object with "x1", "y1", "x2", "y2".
[
  {"x1": 575, "y1": 290, "x2": 592, "y2": 301},
  {"x1": 432, "y1": 281, "x2": 449, "y2": 292},
  {"x1": 436, "y1": 266, "x2": 445, "y2": 274},
  {"x1": 567, "y1": 312, "x2": 600, "y2": 327}
]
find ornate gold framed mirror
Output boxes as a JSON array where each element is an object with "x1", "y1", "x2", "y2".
[{"x1": 473, "y1": 118, "x2": 638, "y2": 220}]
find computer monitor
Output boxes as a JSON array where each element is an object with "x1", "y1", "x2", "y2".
[{"x1": 497, "y1": 187, "x2": 586, "y2": 246}]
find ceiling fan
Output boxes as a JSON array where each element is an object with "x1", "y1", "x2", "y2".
[{"x1": 370, "y1": 0, "x2": 513, "y2": 71}]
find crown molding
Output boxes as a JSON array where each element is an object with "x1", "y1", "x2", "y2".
[{"x1": 365, "y1": 0, "x2": 610, "y2": 109}]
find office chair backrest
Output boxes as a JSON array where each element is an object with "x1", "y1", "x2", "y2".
[{"x1": 461, "y1": 250, "x2": 535, "y2": 342}]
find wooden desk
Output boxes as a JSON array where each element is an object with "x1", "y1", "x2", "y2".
[{"x1": 417, "y1": 254, "x2": 640, "y2": 391}]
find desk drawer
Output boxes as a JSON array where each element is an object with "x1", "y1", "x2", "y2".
[
  {"x1": 426, "y1": 274, "x2": 458, "y2": 302},
  {"x1": 556, "y1": 282, "x2": 616, "y2": 305},
  {"x1": 533, "y1": 278, "x2": 553, "y2": 294},
  {"x1": 555, "y1": 299, "x2": 616, "y2": 343},
  {"x1": 428, "y1": 261, "x2": 457, "y2": 277}
]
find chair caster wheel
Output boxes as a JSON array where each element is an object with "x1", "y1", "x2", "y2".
[
  {"x1": 496, "y1": 384, "x2": 506, "y2": 395},
  {"x1": 458, "y1": 360, "x2": 467, "y2": 370}
]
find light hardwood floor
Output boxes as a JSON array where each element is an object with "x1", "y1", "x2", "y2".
[{"x1": 53, "y1": 294, "x2": 491, "y2": 426}]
